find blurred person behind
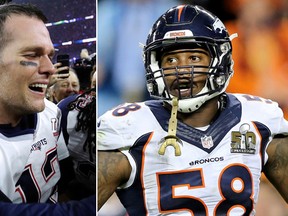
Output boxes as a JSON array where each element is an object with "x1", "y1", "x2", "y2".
[
  {"x1": 225, "y1": 0, "x2": 288, "y2": 118},
  {"x1": 73, "y1": 48, "x2": 96, "y2": 92},
  {"x1": 223, "y1": 1, "x2": 288, "y2": 214},
  {"x1": 57, "y1": 55, "x2": 96, "y2": 200},
  {"x1": 51, "y1": 68, "x2": 80, "y2": 104},
  {"x1": 56, "y1": 58, "x2": 96, "y2": 202},
  {"x1": 57, "y1": 87, "x2": 96, "y2": 200},
  {"x1": 46, "y1": 62, "x2": 70, "y2": 101}
]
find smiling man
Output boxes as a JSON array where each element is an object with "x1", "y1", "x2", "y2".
[
  {"x1": 0, "y1": 3, "x2": 72, "y2": 204},
  {"x1": 0, "y1": 6, "x2": 55, "y2": 125}
]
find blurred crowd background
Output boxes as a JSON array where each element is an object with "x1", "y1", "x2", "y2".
[
  {"x1": 14, "y1": 0, "x2": 96, "y2": 60},
  {"x1": 98, "y1": 0, "x2": 288, "y2": 215}
]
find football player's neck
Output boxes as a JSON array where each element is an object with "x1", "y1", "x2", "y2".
[
  {"x1": 178, "y1": 97, "x2": 220, "y2": 128},
  {"x1": 0, "y1": 114, "x2": 22, "y2": 127},
  {"x1": 0, "y1": 105, "x2": 23, "y2": 126}
]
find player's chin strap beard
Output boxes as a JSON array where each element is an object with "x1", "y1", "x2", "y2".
[{"x1": 159, "y1": 97, "x2": 183, "y2": 156}]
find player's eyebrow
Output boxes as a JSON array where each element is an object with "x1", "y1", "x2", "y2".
[{"x1": 20, "y1": 46, "x2": 55, "y2": 56}]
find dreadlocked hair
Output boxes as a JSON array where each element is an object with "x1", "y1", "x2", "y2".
[{"x1": 68, "y1": 88, "x2": 96, "y2": 161}]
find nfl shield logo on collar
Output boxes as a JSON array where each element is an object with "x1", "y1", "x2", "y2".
[{"x1": 201, "y1": 135, "x2": 214, "y2": 149}]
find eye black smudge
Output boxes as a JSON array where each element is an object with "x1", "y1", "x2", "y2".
[{"x1": 20, "y1": 61, "x2": 38, "y2": 67}]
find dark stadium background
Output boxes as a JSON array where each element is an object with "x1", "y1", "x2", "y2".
[{"x1": 13, "y1": 0, "x2": 96, "y2": 64}]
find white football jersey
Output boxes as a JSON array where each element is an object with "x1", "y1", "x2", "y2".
[
  {"x1": 0, "y1": 99, "x2": 69, "y2": 203},
  {"x1": 98, "y1": 93, "x2": 288, "y2": 216}
]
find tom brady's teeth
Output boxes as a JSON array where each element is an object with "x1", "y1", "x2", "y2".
[{"x1": 29, "y1": 83, "x2": 48, "y2": 88}]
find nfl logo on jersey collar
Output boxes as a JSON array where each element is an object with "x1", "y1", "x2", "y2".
[{"x1": 201, "y1": 135, "x2": 214, "y2": 149}]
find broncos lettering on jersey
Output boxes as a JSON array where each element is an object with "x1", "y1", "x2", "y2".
[{"x1": 98, "y1": 93, "x2": 288, "y2": 216}]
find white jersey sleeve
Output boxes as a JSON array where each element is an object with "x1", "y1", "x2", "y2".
[
  {"x1": 98, "y1": 102, "x2": 159, "y2": 151},
  {"x1": 235, "y1": 93, "x2": 288, "y2": 135}
]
